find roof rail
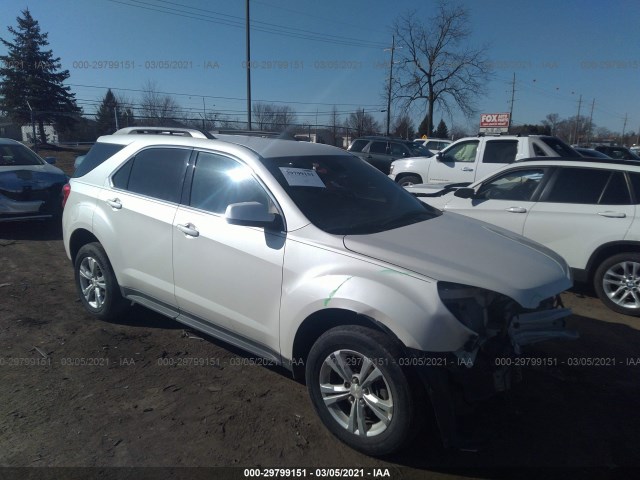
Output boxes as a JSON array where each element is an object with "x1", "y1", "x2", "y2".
[{"x1": 113, "y1": 126, "x2": 215, "y2": 139}]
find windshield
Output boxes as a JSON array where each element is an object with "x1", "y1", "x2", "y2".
[
  {"x1": 261, "y1": 154, "x2": 441, "y2": 234},
  {"x1": 0, "y1": 144, "x2": 45, "y2": 166}
]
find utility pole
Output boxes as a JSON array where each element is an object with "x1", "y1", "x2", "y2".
[
  {"x1": 385, "y1": 35, "x2": 395, "y2": 136},
  {"x1": 573, "y1": 94, "x2": 582, "y2": 144},
  {"x1": 114, "y1": 105, "x2": 120, "y2": 131},
  {"x1": 26, "y1": 101, "x2": 37, "y2": 149},
  {"x1": 508, "y1": 72, "x2": 515, "y2": 132},
  {"x1": 246, "y1": 0, "x2": 252, "y2": 130},
  {"x1": 202, "y1": 97, "x2": 207, "y2": 130},
  {"x1": 621, "y1": 113, "x2": 628, "y2": 145},
  {"x1": 587, "y1": 98, "x2": 595, "y2": 144}
]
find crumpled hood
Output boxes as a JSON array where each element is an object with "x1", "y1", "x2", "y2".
[{"x1": 343, "y1": 212, "x2": 572, "y2": 308}]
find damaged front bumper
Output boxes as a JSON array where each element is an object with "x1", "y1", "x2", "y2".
[{"x1": 409, "y1": 296, "x2": 577, "y2": 448}]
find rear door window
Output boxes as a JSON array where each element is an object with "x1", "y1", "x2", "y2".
[
  {"x1": 349, "y1": 139, "x2": 368, "y2": 152},
  {"x1": 111, "y1": 147, "x2": 190, "y2": 203},
  {"x1": 545, "y1": 168, "x2": 630, "y2": 205},
  {"x1": 368, "y1": 142, "x2": 388, "y2": 154}
]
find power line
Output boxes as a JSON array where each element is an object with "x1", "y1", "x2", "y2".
[
  {"x1": 106, "y1": 0, "x2": 387, "y2": 49},
  {"x1": 66, "y1": 82, "x2": 386, "y2": 108}
]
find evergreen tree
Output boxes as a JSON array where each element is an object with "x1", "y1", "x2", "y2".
[
  {"x1": 417, "y1": 113, "x2": 434, "y2": 137},
  {"x1": 0, "y1": 9, "x2": 80, "y2": 144},
  {"x1": 95, "y1": 89, "x2": 124, "y2": 135},
  {"x1": 434, "y1": 119, "x2": 449, "y2": 138}
]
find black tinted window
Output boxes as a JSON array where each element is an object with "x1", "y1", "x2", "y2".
[
  {"x1": 546, "y1": 168, "x2": 620, "y2": 204},
  {"x1": 369, "y1": 142, "x2": 388, "y2": 154},
  {"x1": 532, "y1": 143, "x2": 547, "y2": 157},
  {"x1": 112, "y1": 159, "x2": 133, "y2": 189},
  {"x1": 599, "y1": 172, "x2": 630, "y2": 205},
  {"x1": 629, "y1": 173, "x2": 640, "y2": 204},
  {"x1": 483, "y1": 140, "x2": 518, "y2": 164},
  {"x1": 349, "y1": 139, "x2": 368, "y2": 152},
  {"x1": 124, "y1": 148, "x2": 190, "y2": 202},
  {"x1": 74, "y1": 142, "x2": 125, "y2": 177},
  {"x1": 189, "y1": 152, "x2": 270, "y2": 214}
]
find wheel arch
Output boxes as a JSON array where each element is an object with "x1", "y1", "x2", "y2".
[
  {"x1": 69, "y1": 228, "x2": 101, "y2": 262},
  {"x1": 585, "y1": 241, "x2": 640, "y2": 283},
  {"x1": 394, "y1": 172, "x2": 423, "y2": 185},
  {"x1": 289, "y1": 308, "x2": 408, "y2": 383}
]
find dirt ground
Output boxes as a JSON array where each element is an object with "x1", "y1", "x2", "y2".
[{"x1": 1, "y1": 150, "x2": 639, "y2": 479}]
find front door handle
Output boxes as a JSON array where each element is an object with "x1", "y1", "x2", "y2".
[
  {"x1": 461, "y1": 167, "x2": 474, "y2": 171},
  {"x1": 176, "y1": 223, "x2": 199, "y2": 237},
  {"x1": 105, "y1": 198, "x2": 122, "y2": 209},
  {"x1": 506, "y1": 207, "x2": 527, "y2": 213},
  {"x1": 598, "y1": 211, "x2": 626, "y2": 218}
]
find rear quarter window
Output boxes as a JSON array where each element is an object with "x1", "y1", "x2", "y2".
[
  {"x1": 482, "y1": 140, "x2": 518, "y2": 164},
  {"x1": 73, "y1": 142, "x2": 125, "y2": 177}
]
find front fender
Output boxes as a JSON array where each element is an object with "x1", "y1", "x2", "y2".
[{"x1": 279, "y1": 240, "x2": 476, "y2": 360}]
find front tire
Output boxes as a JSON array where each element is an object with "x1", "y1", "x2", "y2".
[
  {"x1": 306, "y1": 326, "x2": 420, "y2": 456},
  {"x1": 594, "y1": 253, "x2": 640, "y2": 316},
  {"x1": 397, "y1": 175, "x2": 422, "y2": 187},
  {"x1": 74, "y1": 242, "x2": 129, "y2": 321}
]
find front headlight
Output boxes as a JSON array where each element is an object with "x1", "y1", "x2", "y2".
[
  {"x1": 389, "y1": 164, "x2": 394, "y2": 173},
  {"x1": 437, "y1": 282, "x2": 494, "y2": 334}
]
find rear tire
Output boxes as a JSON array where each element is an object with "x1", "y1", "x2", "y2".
[
  {"x1": 305, "y1": 326, "x2": 421, "y2": 456},
  {"x1": 74, "y1": 242, "x2": 129, "y2": 321},
  {"x1": 594, "y1": 253, "x2": 640, "y2": 316}
]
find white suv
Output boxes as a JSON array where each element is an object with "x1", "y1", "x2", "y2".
[
  {"x1": 62, "y1": 130, "x2": 574, "y2": 455},
  {"x1": 408, "y1": 158, "x2": 640, "y2": 316},
  {"x1": 390, "y1": 135, "x2": 577, "y2": 186}
]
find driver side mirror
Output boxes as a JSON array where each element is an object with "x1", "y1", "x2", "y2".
[
  {"x1": 45, "y1": 157, "x2": 56, "y2": 164},
  {"x1": 435, "y1": 152, "x2": 443, "y2": 162},
  {"x1": 225, "y1": 201, "x2": 278, "y2": 228},
  {"x1": 453, "y1": 187, "x2": 475, "y2": 199}
]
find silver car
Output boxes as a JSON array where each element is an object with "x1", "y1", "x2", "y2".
[{"x1": 62, "y1": 130, "x2": 574, "y2": 455}]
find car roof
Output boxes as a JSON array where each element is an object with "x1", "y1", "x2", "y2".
[
  {"x1": 511, "y1": 157, "x2": 640, "y2": 170},
  {"x1": 95, "y1": 132, "x2": 348, "y2": 159},
  {"x1": 355, "y1": 136, "x2": 415, "y2": 143}
]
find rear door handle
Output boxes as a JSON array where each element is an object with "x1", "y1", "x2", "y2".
[
  {"x1": 461, "y1": 167, "x2": 474, "y2": 171},
  {"x1": 176, "y1": 223, "x2": 199, "y2": 237},
  {"x1": 105, "y1": 198, "x2": 122, "y2": 209},
  {"x1": 506, "y1": 207, "x2": 527, "y2": 213},
  {"x1": 598, "y1": 211, "x2": 626, "y2": 218}
]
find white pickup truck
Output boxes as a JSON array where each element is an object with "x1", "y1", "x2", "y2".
[{"x1": 389, "y1": 135, "x2": 577, "y2": 186}]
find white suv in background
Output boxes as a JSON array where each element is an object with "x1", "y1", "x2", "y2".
[
  {"x1": 62, "y1": 129, "x2": 574, "y2": 455},
  {"x1": 390, "y1": 134, "x2": 578, "y2": 186},
  {"x1": 408, "y1": 158, "x2": 640, "y2": 316},
  {"x1": 413, "y1": 138, "x2": 452, "y2": 155}
]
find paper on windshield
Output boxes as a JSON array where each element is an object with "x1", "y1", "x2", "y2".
[{"x1": 279, "y1": 167, "x2": 326, "y2": 187}]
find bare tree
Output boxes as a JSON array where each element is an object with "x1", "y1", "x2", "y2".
[
  {"x1": 541, "y1": 113, "x2": 560, "y2": 136},
  {"x1": 139, "y1": 80, "x2": 180, "y2": 126},
  {"x1": 344, "y1": 109, "x2": 381, "y2": 138},
  {"x1": 392, "y1": 3, "x2": 491, "y2": 136},
  {"x1": 252, "y1": 102, "x2": 297, "y2": 131}
]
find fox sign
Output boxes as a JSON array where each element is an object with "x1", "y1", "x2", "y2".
[{"x1": 479, "y1": 112, "x2": 510, "y2": 133}]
